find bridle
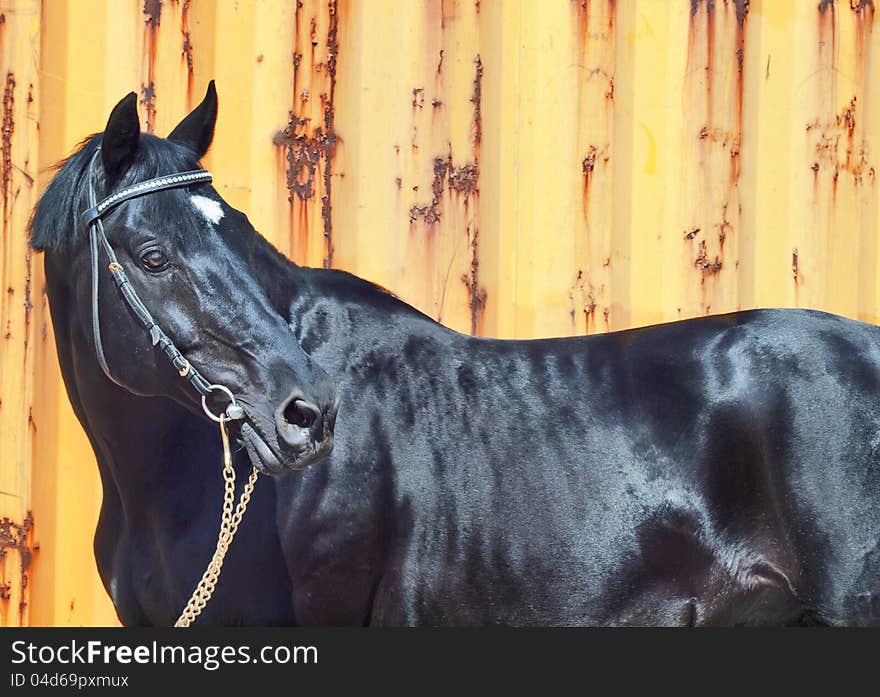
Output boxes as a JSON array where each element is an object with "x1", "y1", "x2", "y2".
[
  {"x1": 81, "y1": 148, "x2": 243, "y2": 423},
  {"x1": 81, "y1": 147, "x2": 258, "y2": 627}
]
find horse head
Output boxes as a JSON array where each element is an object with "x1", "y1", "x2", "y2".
[{"x1": 30, "y1": 82, "x2": 337, "y2": 473}]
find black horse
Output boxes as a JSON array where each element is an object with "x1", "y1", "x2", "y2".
[{"x1": 33, "y1": 86, "x2": 880, "y2": 626}]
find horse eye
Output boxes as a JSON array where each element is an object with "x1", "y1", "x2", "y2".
[{"x1": 141, "y1": 250, "x2": 168, "y2": 271}]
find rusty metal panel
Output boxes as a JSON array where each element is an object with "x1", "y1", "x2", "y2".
[
  {"x1": 0, "y1": 0, "x2": 39, "y2": 627},
  {"x1": 1, "y1": 0, "x2": 879, "y2": 625}
]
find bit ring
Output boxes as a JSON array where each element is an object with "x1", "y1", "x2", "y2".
[{"x1": 202, "y1": 384, "x2": 244, "y2": 422}]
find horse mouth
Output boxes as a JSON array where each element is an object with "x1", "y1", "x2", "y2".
[
  {"x1": 239, "y1": 422, "x2": 286, "y2": 475},
  {"x1": 239, "y1": 421, "x2": 333, "y2": 475}
]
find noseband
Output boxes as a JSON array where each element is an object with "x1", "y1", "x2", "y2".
[{"x1": 81, "y1": 148, "x2": 243, "y2": 422}]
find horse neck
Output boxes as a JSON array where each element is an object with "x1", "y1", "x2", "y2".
[{"x1": 45, "y1": 262, "x2": 217, "y2": 505}]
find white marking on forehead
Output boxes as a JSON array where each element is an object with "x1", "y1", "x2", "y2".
[{"x1": 190, "y1": 194, "x2": 225, "y2": 225}]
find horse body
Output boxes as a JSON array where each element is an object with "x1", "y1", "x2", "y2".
[
  {"x1": 274, "y1": 267, "x2": 880, "y2": 625},
  {"x1": 33, "y1": 85, "x2": 880, "y2": 626}
]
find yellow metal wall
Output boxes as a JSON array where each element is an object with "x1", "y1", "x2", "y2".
[{"x1": 0, "y1": 0, "x2": 878, "y2": 626}]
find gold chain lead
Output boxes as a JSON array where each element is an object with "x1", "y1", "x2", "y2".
[{"x1": 174, "y1": 416, "x2": 259, "y2": 627}]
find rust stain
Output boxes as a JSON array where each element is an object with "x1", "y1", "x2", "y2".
[
  {"x1": 686, "y1": 1, "x2": 748, "y2": 300},
  {"x1": 273, "y1": 116, "x2": 324, "y2": 201},
  {"x1": 0, "y1": 512, "x2": 35, "y2": 625},
  {"x1": 144, "y1": 0, "x2": 161, "y2": 28},
  {"x1": 412, "y1": 87, "x2": 425, "y2": 109},
  {"x1": 410, "y1": 55, "x2": 486, "y2": 332},
  {"x1": 461, "y1": 225, "x2": 487, "y2": 335},
  {"x1": 463, "y1": 55, "x2": 485, "y2": 334},
  {"x1": 141, "y1": 0, "x2": 162, "y2": 133},
  {"x1": 409, "y1": 156, "x2": 448, "y2": 225},
  {"x1": 572, "y1": 0, "x2": 616, "y2": 329},
  {"x1": 574, "y1": 0, "x2": 590, "y2": 52},
  {"x1": 818, "y1": 0, "x2": 837, "y2": 78},
  {"x1": 582, "y1": 146, "x2": 599, "y2": 178},
  {"x1": 718, "y1": 204, "x2": 732, "y2": 250},
  {"x1": 2, "y1": 71, "x2": 14, "y2": 216},
  {"x1": 806, "y1": 96, "x2": 872, "y2": 185},
  {"x1": 410, "y1": 153, "x2": 480, "y2": 225},
  {"x1": 809, "y1": 0, "x2": 874, "y2": 198},
  {"x1": 581, "y1": 144, "x2": 609, "y2": 205},
  {"x1": 568, "y1": 269, "x2": 604, "y2": 334},
  {"x1": 691, "y1": 0, "x2": 750, "y2": 24},
  {"x1": 792, "y1": 248, "x2": 799, "y2": 283},
  {"x1": 694, "y1": 239, "x2": 723, "y2": 276},
  {"x1": 22, "y1": 247, "x2": 32, "y2": 360},
  {"x1": 322, "y1": 0, "x2": 338, "y2": 269},
  {"x1": 1, "y1": 70, "x2": 13, "y2": 349},
  {"x1": 853, "y1": 1, "x2": 875, "y2": 85},
  {"x1": 277, "y1": 0, "x2": 339, "y2": 268},
  {"x1": 470, "y1": 55, "x2": 483, "y2": 148},
  {"x1": 574, "y1": 0, "x2": 619, "y2": 46},
  {"x1": 449, "y1": 162, "x2": 478, "y2": 196},
  {"x1": 180, "y1": 0, "x2": 194, "y2": 102}
]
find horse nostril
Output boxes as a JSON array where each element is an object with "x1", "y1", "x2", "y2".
[
  {"x1": 276, "y1": 391, "x2": 336, "y2": 450},
  {"x1": 283, "y1": 398, "x2": 321, "y2": 430}
]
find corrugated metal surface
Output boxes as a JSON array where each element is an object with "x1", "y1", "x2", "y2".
[{"x1": 0, "y1": 0, "x2": 878, "y2": 625}]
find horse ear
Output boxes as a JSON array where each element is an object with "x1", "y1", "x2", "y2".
[
  {"x1": 167, "y1": 80, "x2": 218, "y2": 159},
  {"x1": 101, "y1": 92, "x2": 140, "y2": 183}
]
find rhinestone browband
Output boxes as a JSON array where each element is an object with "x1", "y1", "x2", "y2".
[{"x1": 82, "y1": 169, "x2": 213, "y2": 226}]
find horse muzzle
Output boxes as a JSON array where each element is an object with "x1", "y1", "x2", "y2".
[{"x1": 237, "y1": 393, "x2": 338, "y2": 474}]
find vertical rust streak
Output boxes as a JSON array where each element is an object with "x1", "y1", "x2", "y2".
[
  {"x1": 1, "y1": 71, "x2": 14, "y2": 343},
  {"x1": 731, "y1": 1, "x2": 748, "y2": 189},
  {"x1": 416, "y1": 54, "x2": 487, "y2": 332},
  {"x1": 462, "y1": 55, "x2": 486, "y2": 335},
  {"x1": 276, "y1": 0, "x2": 338, "y2": 267},
  {"x1": 22, "y1": 247, "x2": 31, "y2": 361},
  {"x1": 181, "y1": 0, "x2": 194, "y2": 104},
  {"x1": 705, "y1": 1, "x2": 715, "y2": 126},
  {"x1": 470, "y1": 54, "x2": 483, "y2": 149},
  {"x1": 1, "y1": 71, "x2": 14, "y2": 217},
  {"x1": 142, "y1": 0, "x2": 162, "y2": 133},
  {"x1": 321, "y1": 0, "x2": 339, "y2": 269},
  {"x1": 293, "y1": 0, "x2": 302, "y2": 97}
]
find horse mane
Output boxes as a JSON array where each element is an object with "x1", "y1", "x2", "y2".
[{"x1": 29, "y1": 133, "x2": 200, "y2": 253}]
